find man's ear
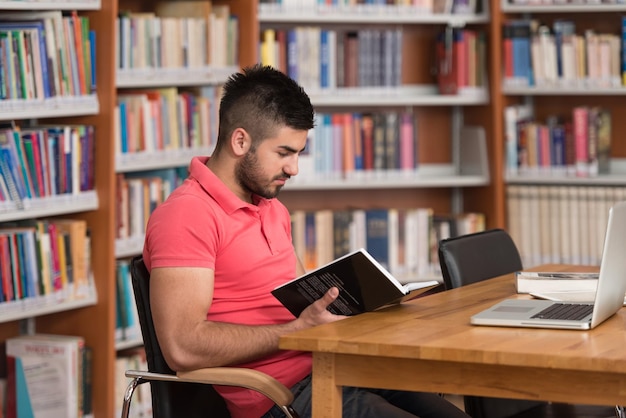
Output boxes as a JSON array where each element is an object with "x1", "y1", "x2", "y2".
[{"x1": 230, "y1": 128, "x2": 251, "y2": 157}]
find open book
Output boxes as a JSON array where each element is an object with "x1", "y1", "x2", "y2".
[{"x1": 272, "y1": 248, "x2": 440, "y2": 316}]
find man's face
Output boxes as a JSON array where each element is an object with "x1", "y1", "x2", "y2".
[{"x1": 235, "y1": 126, "x2": 308, "y2": 199}]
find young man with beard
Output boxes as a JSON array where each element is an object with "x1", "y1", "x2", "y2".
[{"x1": 143, "y1": 64, "x2": 469, "y2": 418}]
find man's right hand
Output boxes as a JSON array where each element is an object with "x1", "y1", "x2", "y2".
[{"x1": 296, "y1": 287, "x2": 348, "y2": 328}]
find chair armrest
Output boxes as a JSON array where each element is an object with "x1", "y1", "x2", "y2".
[
  {"x1": 178, "y1": 367, "x2": 294, "y2": 407},
  {"x1": 125, "y1": 368, "x2": 294, "y2": 408}
]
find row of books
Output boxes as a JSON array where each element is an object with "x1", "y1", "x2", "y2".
[
  {"x1": 115, "y1": 349, "x2": 152, "y2": 418},
  {"x1": 0, "y1": 11, "x2": 96, "y2": 101},
  {"x1": 259, "y1": 0, "x2": 480, "y2": 14},
  {"x1": 115, "y1": 259, "x2": 141, "y2": 345},
  {"x1": 506, "y1": 0, "x2": 626, "y2": 4},
  {"x1": 260, "y1": 27, "x2": 403, "y2": 91},
  {"x1": 291, "y1": 207, "x2": 485, "y2": 282},
  {"x1": 0, "y1": 218, "x2": 91, "y2": 309},
  {"x1": 115, "y1": 168, "x2": 187, "y2": 241},
  {"x1": 0, "y1": 124, "x2": 95, "y2": 209},
  {"x1": 5, "y1": 333, "x2": 93, "y2": 418},
  {"x1": 117, "y1": 2, "x2": 238, "y2": 71},
  {"x1": 435, "y1": 27, "x2": 487, "y2": 94},
  {"x1": 506, "y1": 184, "x2": 626, "y2": 269},
  {"x1": 293, "y1": 111, "x2": 417, "y2": 183},
  {"x1": 115, "y1": 85, "x2": 219, "y2": 156},
  {"x1": 504, "y1": 104, "x2": 611, "y2": 177},
  {"x1": 503, "y1": 18, "x2": 623, "y2": 88}
]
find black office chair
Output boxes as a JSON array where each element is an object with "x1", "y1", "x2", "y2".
[
  {"x1": 438, "y1": 228, "x2": 618, "y2": 418},
  {"x1": 120, "y1": 255, "x2": 300, "y2": 418}
]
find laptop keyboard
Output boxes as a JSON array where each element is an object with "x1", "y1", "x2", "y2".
[{"x1": 531, "y1": 303, "x2": 594, "y2": 321}]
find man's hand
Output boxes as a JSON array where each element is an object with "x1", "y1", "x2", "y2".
[{"x1": 296, "y1": 287, "x2": 348, "y2": 328}]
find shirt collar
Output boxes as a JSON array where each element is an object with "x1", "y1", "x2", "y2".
[{"x1": 189, "y1": 156, "x2": 271, "y2": 214}]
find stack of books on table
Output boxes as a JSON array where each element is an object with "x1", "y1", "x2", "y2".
[{"x1": 515, "y1": 270, "x2": 626, "y2": 304}]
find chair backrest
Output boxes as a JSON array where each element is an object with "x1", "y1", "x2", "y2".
[
  {"x1": 130, "y1": 255, "x2": 231, "y2": 418},
  {"x1": 438, "y1": 228, "x2": 523, "y2": 290}
]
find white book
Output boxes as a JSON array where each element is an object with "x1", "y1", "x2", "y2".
[
  {"x1": 6, "y1": 334, "x2": 84, "y2": 418},
  {"x1": 516, "y1": 270, "x2": 599, "y2": 294}
]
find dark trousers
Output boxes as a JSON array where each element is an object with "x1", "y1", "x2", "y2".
[{"x1": 262, "y1": 374, "x2": 470, "y2": 418}]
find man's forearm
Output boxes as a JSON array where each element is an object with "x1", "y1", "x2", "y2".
[{"x1": 164, "y1": 319, "x2": 304, "y2": 371}]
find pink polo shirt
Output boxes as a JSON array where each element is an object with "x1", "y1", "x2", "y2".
[{"x1": 143, "y1": 156, "x2": 311, "y2": 418}]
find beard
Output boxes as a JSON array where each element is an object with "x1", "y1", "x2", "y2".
[{"x1": 235, "y1": 150, "x2": 286, "y2": 199}]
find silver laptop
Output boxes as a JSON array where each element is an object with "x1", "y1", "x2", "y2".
[{"x1": 471, "y1": 201, "x2": 626, "y2": 330}]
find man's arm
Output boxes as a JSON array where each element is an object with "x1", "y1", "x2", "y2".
[{"x1": 150, "y1": 265, "x2": 342, "y2": 371}]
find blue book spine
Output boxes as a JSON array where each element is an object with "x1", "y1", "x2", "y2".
[
  {"x1": 365, "y1": 209, "x2": 389, "y2": 270},
  {"x1": 550, "y1": 123, "x2": 566, "y2": 168},
  {"x1": 314, "y1": 114, "x2": 328, "y2": 178},
  {"x1": 46, "y1": 133, "x2": 58, "y2": 196},
  {"x1": 46, "y1": 129, "x2": 62, "y2": 195},
  {"x1": 89, "y1": 30, "x2": 96, "y2": 92},
  {"x1": 1, "y1": 146, "x2": 27, "y2": 200},
  {"x1": 287, "y1": 29, "x2": 298, "y2": 82},
  {"x1": 15, "y1": 233, "x2": 30, "y2": 299},
  {"x1": 75, "y1": 126, "x2": 89, "y2": 192},
  {"x1": 320, "y1": 30, "x2": 329, "y2": 89},
  {"x1": 11, "y1": 131, "x2": 33, "y2": 199},
  {"x1": 622, "y1": 17, "x2": 626, "y2": 85},
  {"x1": 119, "y1": 101, "x2": 128, "y2": 153},
  {"x1": 353, "y1": 113, "x2": 364, "y2": 171},
  {"x1": 511, "y1": 21, "x2": 532, "y2": 85}
]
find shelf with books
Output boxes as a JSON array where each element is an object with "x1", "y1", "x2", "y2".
[
  {"x1": 259, "y1": 2, "x2": 493, "y2": 223},
  {"x1": 506, "y1": 184, "x2": 626, "y2": 267},
  {"x1": 307, "y1": 85, "x2": 489, "y2": 107},
  {"x1": 286, "y1": 170, "x2": 489, "y2": 190},
  {"x1": 501, "y1": 1, "x2": 626, "y2": 14},
  {"x1": 115, "y1": 234, "x2": 144, "y2": 258},
  {"x1": 0, "y1": 0, "x2": 100, "y2": 10},
  {"x1": 0, "y1": 190, "x2": 98, "y2": 221},
  {"x1": 506, "y1": 158, "x2": 626, "y2": 185},
  {"x1": 115, "y1": 147, "x2": 211, "y2": 173},
  {"x1": 288, "y1": 125, "x2": 490, "y2": 189},
  {"x1": 502, "y1": 86, "x2": 626, "y2": 96},
  {"x1": 116, "y1": 65, "x2": 239, "y2": 89},
  {"x1": 0, "y1": 0, "x2": 119, "y2": 416},
  {"x1": 0, "y1": 96, "x2": 100, "y2": 120},
  {"x1": 0, "y1": 285, "x2": 98, "y2": 324},
  {"x1": 258, "y1": 9, "x2": 489, "y2": 25},
  {"x1": 495, "y1": 2, "x2": 626, "y2": 267},
  {"x1": 116, "y1": 336, "x2": 143, "y2": 351}
]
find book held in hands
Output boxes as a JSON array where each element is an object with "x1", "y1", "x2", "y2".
[
  {"x1": 272, "y1": 248, "x2": 440, "y2": 317},
  {"x1": 515, "y1": 270, "x2": 599, "y2": 294}
]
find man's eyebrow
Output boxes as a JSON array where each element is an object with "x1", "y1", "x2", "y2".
[{"x1": 278, "y1": 145, "x2": 305, "y2": 154}]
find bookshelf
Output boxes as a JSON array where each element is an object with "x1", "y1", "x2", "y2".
[
  {"x1": 0, "y1": 1, "x2": 117, "y2": 418},
  {"x1": 260, "y1": 0, "x2": 496, "y2": 229},
  {"x1": 0, "y1": 0, "x2": 498, "y2": 418},
  {"x1": 494, "y1": 1, "x2": 626, "y2": 267},
  {"x1": 111, "y1": 0, "x2": 256, "y2": 361}
]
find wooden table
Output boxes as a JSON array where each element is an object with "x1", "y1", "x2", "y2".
[{"x1": 279, "y1": 265, "x2": 626, "y2": 417}]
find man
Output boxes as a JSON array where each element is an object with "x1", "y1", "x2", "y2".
[{"x1": 143, "y1": 64, "x2": 469, "y2": 418}]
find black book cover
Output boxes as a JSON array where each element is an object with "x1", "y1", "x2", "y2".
[{"x1": 272, "y1": 248, "x2": 439, "y2": 316}]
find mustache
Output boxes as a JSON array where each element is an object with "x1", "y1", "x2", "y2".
[{"x1": 274, "y1": 174, "x2": 290, "y2": 181}]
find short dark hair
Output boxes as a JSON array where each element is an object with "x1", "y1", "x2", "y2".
[{"x1": 215, "y1": 64, "x2": 315, "y2": 153}]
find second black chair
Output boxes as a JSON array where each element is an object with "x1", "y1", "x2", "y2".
[{"x1": 438, "y1": 228, "x2": 617, "y2": 418}]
